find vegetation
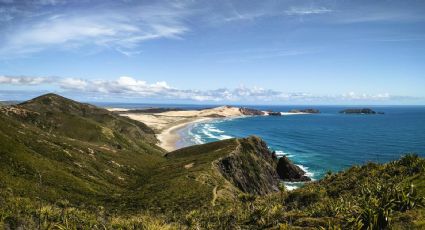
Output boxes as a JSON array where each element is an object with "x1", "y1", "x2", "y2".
[{"x1": 1, "y1": 94, "x2": 424, "y2": 229}]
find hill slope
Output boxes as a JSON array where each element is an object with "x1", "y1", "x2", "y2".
[
  {"x1": 0, "y1": 94, "x2": 286, "y2": 228},
  {"x1": 0, "y1": 94, "x2": 165, "y2": 207},
  {"x1": 1, "y1": 94, "x2": 424, "y2": 229},
  {"x1": 127, "y1": 136, "x2": 281, "y2": 214}
]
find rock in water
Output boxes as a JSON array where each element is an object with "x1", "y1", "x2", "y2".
[
  {"x1": 339, "y1": 108, "x2": 377, "y2": 114},
  {"x1": 276, "y1": 156, "x2": 311, "y2": 182},
  {"x1": 289, "y1": 109, "x2": 320, "y2": 114},
  {"x1": 268, "y1": 112, "x2": 282, "y2": 116}
]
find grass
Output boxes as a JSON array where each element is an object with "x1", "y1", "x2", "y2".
[{"x1": 1, "y1": 93, "x2": 425, "y2": 229}]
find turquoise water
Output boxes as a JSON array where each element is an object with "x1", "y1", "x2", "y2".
[{"x1": 177, "y1": 106, "x2": 425, "y2": 180}]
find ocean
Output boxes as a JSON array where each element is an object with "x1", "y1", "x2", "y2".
[
  {"x1": 175, "y1": 106, "x2": 425, "y2": 182},
  {"x1": 98, "y1": 103, "x2": 425, "y2": 182}
]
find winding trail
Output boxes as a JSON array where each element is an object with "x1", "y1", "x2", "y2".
[{"x1": 211, "y1": 186, "x2": 218, "y2": 206}]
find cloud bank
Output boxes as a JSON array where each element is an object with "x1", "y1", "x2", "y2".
[{"x1": 0, "y1": 75, "x2": 417, "y2": 104}]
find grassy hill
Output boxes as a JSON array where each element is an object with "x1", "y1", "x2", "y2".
[
  {"x1": 127, "y1": 136, "x2": 280, "y2": 215},
  {"x1": 1, "y1": 93, "x2": 424, "y2": 229},
  {"x1": 0, "y1": 94, "x2": 165, "y2": 207}
]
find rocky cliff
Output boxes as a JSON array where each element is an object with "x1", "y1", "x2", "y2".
[
  {"x1": 276, "y1": 156, "x2": 311, "y2": 182},
  {"x1": 216, "y1": 136, "x2": 280, "y2": 195},
  {"x1": 239, "y1": 107, "x2": 265, "y2": 116}
]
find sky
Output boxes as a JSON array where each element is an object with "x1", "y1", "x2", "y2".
[{"x1": 0, "y1": 0, "x2": 424, "y2": 105}]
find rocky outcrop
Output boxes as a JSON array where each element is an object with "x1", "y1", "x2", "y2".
[
  {"x1": 268, "y1": 112, "x2": 282, "y2": 116},
  {"x1": 289, "y1": 109, "x2": 320, "y2": 114},
  {"x1": 216, "y1": 136, "x2": 280, "y2": 195},
  {"x1": 340, "y1": 108, "x2": 382, "y2": 114},
  {"x1": 216, "y1": 136, "x2": 311, "y2": 195},
  {"x1": 216, "y1": 137, "x2": 312, "y2": 194},
  {"x1": 276, "y1": 156, "x2": 311, "y2": 182},
  {"x1": 239, "y1": 107, "x2": 265, "y2": 116}
]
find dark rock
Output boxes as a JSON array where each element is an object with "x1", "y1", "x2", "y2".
[
  {"x1": 340, "y1": 108, "x2": 378, "y2": 114},
  {"x1": 301, "y1": 109, "x2": 320, "y2": 114},
  {"x1": 217, "y1": 136, "x2": 280, "y2": 195},
  {"x1": 268, "y1": 112, "x2": 282, "y2": 116},
  {"x1": 289, "y1": 109, "x2": 320, "y2": 114},
  {"x1": 239, "y1": 107, "x2": 265, "y2": 116},
  {"x1": 276, "y1": 156, "x2": 311, "y2": 182}
]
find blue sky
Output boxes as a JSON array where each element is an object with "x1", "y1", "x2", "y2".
[{"x1": 0, "y1": 0, "x2": 424, "y2": 105}]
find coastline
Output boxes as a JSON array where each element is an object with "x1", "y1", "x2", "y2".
[
  {"x1": 108, "y1": 106, "x2": 314, "y2": 152},
  {"x1": 151, "y1": 112, "x2": 309, "y2": 152},
  {"x1": 156, "y1": 117, "x2": 213, "y2": 152}
]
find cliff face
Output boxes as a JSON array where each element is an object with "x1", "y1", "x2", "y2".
[
  {"x1": 216, "y1": 136, "x2": 280, "y2": 195},
  {"x1": 239, "y1": 107, "x2": 265, "y2": 116},
  {"x1": 276, "y1": 156, "x2": 311, "y2": 182}
]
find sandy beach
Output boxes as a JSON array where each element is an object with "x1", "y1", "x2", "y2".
[
  {"x1": 156, "y1": 117, "x2": 213, "y2": 151},
  {"x1": 109, "y1": 106, "x2": 246, "y2": 151}
]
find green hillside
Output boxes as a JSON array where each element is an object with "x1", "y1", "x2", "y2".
[
  {"x1": 128, "y1": 136, "x2": 280, "y2": 215},
  {"x1": 0, "y1": 94, "x2": 165, "y2": 206},
  {"x1": 1, "y1": 94, "x2": 424, "y2": 229}
]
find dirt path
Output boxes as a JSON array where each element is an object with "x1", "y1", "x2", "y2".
[{"x1": 211, "y1": 185, "x2": 218, "y2": 206}]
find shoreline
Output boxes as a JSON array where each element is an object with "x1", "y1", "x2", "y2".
[
  {"x1": 108, "y1": 106, "x2": 314, "y2": 152},
  {"x1": 156, "y1": 117, "x2": 213, "y2": 152},
  {"x1": 156, "y1": 112, "x2": 312, "y2": 151}
]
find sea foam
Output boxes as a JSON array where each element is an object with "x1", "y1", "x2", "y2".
[
  {"x1": 296, "y1": 164, "x2": 315, "y2": 180},
  {"x1": 275, "y1": 150, "x2": 295, "y2": 158},
  {"x1": 200, "y1": 123, "x2": 233, "y2": 140}
]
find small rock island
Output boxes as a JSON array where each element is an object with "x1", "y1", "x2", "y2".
[
  {"x1": 289, "y1": 109, "x2": 320, "y2": 114},
  {"x1": 268, "y1": 111, "x2": 282, "y2": 116},
  {"x1": 340, "y1": 108, "x2": 384, "y2": 115}
]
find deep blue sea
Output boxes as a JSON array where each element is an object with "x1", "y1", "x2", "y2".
[
  {"x1": 177, "y1": 106, "x2": 425, "y2": 182},
  {"x1": 98, "y1": 103, "x2": 425, "y2": 183}
]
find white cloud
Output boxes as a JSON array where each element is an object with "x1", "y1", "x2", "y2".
[
  {"x1": 0, "y1": 75, "x2": 418, "y2": 103},
  {"x1": 60, "y1": 78, "x2": 87, "y2": 90},
  {"x1": 285, "y1": 7, "x2": 332, "y2": 16},
  {"x1": 59, "y1": 76, "x2": 173, "y2": 97},
  {"x1": 0, "y1": 1, "x2": 191, "y2": 57},
  {"x1": 342, "y1": 92, "x2": 391, "y2": 100},
  {"x1": 223, "y1": 11, "x2": 267, "y2": 22},
  {"x1": 0, "y1": 75, "x2": 52, "y2": 85}
]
